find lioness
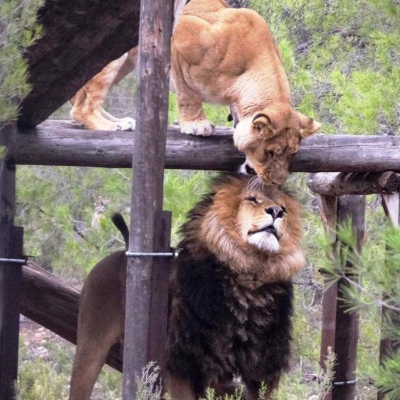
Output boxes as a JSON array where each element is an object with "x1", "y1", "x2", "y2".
[
  {"x1": 70, "y1": 0, "x2": 320, "y2": 185},
  {"x1": 69, "y1": 173, "x2": 305, "y2": 400}
]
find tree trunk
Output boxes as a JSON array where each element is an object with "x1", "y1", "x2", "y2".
[{"x1": 18, "y1": 0, "x2": 142, "y2": 128}]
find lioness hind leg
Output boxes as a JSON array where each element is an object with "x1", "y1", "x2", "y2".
[{"x1": 70, "y1": 52, "x2": 136, "y2": 131}]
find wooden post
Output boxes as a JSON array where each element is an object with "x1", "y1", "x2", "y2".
[
  {"x1": 0, "y1": 123, "x2": 23, "y2": 400},
  {"x1": 378, "y1": 192, "x2": 400, "y2": 400},
  {"x1": 122, "y1": 0, "x2": 173, "y2": 397},
  {"x1": 318, "y1": 195, "x2": 365, "y2": 400}
]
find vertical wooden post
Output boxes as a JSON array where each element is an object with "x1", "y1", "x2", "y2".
[
  {"x1": 319, "y1": 195, "x2": 365, "y2": 400},
  {"x1": 0, "y1": 123, "x2": 23, "y2": 400},
  {"x1": 378, "y1": 192, "x2": 400, "y2": 400},
  {"x1": 122, "y1": 0, "x2": 173, "y2": 398}
]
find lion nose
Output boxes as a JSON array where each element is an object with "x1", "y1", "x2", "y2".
[{"x1": 265, "y1": 206, "x2": 284, "y2": 219}]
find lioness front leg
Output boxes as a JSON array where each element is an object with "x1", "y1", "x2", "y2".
[
  {"x1": 175, "y1": 88, "x2": 215, "y2": 136},
  {"x1": 171, "y1": 60, "x2": 214, "y2": 136}
]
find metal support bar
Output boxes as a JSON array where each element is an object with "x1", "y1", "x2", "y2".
[
  {"x1": 125, "y1": 252, "x2": 175, "y2": 258},
  {"x1": 0, "y1": 258, "x2": 26, "y2": 264}
]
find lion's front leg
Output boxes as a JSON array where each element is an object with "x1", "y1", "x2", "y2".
[{"x1": 165, "y1": 375, "x2": 197, "y2": 400}]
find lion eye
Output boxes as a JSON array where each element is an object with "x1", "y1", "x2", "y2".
[
  {"x1": 245, "y1": 196, "x2": 258, "y2": 204},
  {"x1": 265, "y1": 150, "x2": 275, "y2": 159}
]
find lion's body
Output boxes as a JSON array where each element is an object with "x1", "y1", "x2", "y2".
[
  {"x1": 167, "y1": 233, "x2": 294, "y2": 397},
  {"x1": 69, "y1": 174, "x2": 304, "y2": 400}
]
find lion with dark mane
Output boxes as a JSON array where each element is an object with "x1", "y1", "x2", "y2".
[{"x1": 69, "y1": 174, "x2": 304, "y2": 400}]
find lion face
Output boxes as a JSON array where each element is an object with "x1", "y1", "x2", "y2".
[
  {"x1": 185, "y1": 174, "x2": 304, "y2": 283},
  {"x1": 201, "y1": 174, "x2": 302, "y2": 256},
  {"x1": 234, "y1": 107, "x2": 321, "y2": 185},
  {"x1": 238, "y1": 193, "x2": 286, "y2": 253}
]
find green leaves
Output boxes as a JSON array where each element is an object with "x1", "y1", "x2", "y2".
[
  {"x1": 251, "y1": 0, "x2": 400, "y2": 135},
  {"x1": 0, "y1": 0, "x2": 43, "y2": 124}
]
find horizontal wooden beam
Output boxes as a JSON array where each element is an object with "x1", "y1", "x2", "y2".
[
  {"x1": 307, "y1": 172, "x2": 400, "y2": 196},
  {"x1": 21, "y1": 261, "x2": 122, "y2": 372},
  {"x1": 12, "y1": 120, "x2": 400, "y2": 172}
]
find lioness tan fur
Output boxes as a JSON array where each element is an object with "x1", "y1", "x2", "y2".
[
  {"x1": 70, "y1": 0, "x2": 320, "y2": 185},
  {"x1": 69, "y1": 174, "x2": 305, "y2": 400}
]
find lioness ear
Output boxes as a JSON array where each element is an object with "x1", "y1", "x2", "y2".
[
  {"x1": 297, "y1": 112, "x2": 321, "y2": 138},
  {"x1": 252, "y1": 113, "x2": 276, "y2": 137}
]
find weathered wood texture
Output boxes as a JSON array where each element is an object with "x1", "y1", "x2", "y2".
[
  {"x1": 18, "y1": 0, "x2": 141, "y2": 128},
  {"x1": 147, "y1": 212, "x2": 172, "y2": 365},
  {"x1": 13, "y1": 121, "x2": 400, "y2": 172},
  {"x1": 319, "y1": 195, "x2": 365, "y2": 400},
  {"x1": 0, "y1": 123, "x2": 21, "y2": 400},
  {"x1": 20, "y1": 261, "x2": 123, "y2": 371},
  {"x1": 308, "y1": 172, "x2": 400, "y2": 196},
  {"x1": 122, "y1": 0, "x2": 173, "y2": 397}
]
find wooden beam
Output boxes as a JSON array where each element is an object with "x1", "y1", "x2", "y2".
[
  {"x1": 319, "y1": 195, "x2": 365, "y2": 400},
  {"x1": 0, "y1": 123, "x2": 21, "y2": 400},
  {"x1": 21, "y1": 261, "x2": 123, "y2": 371},
  {"x1": 122, "y1": 0, "x2": 173, "y2": 397},
  {"x1": 13, "y1": 122, "x2": 400, "y2": 172},
  {"x1": 18, "y1": 0, "x2": 141, "y2": 128},
  {"x1": 308, "y1": 172, "x2": 400, "y2": 196}
]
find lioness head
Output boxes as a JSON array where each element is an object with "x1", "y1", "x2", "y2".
[
  {"x1": 193, "y1": 174, "x2": 305, "y2": 283},
  {"x1": 234, "y1": 107, "x2": 321, "y2": 185}
]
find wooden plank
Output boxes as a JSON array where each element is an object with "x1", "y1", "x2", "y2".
[
  {"x1": 319, "y1": 195, "x2": 365, "y2": 400},
  {"x1": 0, "y1": 123, "x2": 20, "y2": 400},
  {"x1": 20, "y1": 261, "x2": 123, "y2": 371},
  {"x1": 18, "y1": 0, "x2": 141, "y2": 128},
  {"x1": 13, "y1": 123, "x2": 400, "y2": 172},
  {"x1": 122, "y1": 0, "x2": 173, "y2": 397},
  {"x1": 308, "y1": 172, "x2": 400, "y2": 196}
]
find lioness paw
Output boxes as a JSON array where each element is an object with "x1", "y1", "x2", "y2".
[
  {"x1": 116, "y1": 117, "x2": 136, "y2": 131},
  {"x1": 180, "y1": 120, "x2": 215, "y2": 136}
]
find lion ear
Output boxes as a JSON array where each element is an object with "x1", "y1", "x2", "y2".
[
  {"x1": 252, "y1": 113, "x2": 276, "y2": 137},
  {"x1": 297, "y1": 112, "x2": 321, "y2": 138}
]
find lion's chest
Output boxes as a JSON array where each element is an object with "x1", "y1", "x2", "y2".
[{"x1": 167, "y1": 256, "x2": 293, "y2": 381}]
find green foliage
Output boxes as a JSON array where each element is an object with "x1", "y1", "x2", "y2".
[
  {"x1": 251, "y1": 0, "x2": 400, "y2": 135},
  {"x1": 0, "y1": 0, "x2": 43, "y2": 124},
  {"x1": 16, "y1": 166, "x2": 212, "y2": 280}
]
